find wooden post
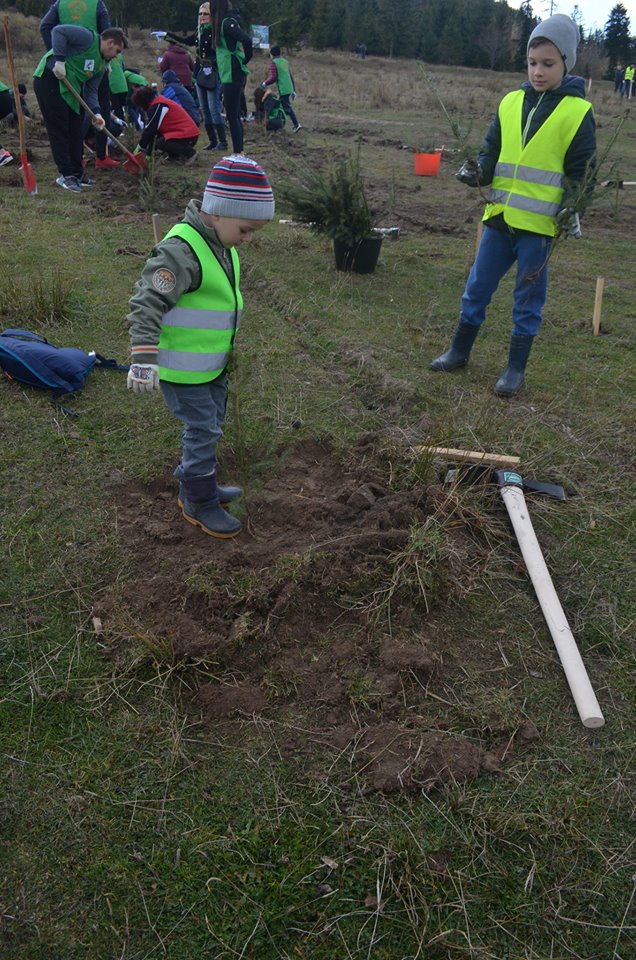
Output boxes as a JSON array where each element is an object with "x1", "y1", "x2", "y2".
[
  {"x1": 475, "y1": 219, "x2": 483, "y2": 257},
  {"x1": 592, "y1": 277, "x2": 604, "y2": 336},
  {"x1": 152, "y1": 213, "x2": 161, "y2": 245}
]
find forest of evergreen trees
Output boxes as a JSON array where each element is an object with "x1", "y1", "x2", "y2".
[{"x1": 3, "y1": 0, "x2": 635, "y2": 72}]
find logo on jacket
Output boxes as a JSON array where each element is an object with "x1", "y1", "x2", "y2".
[{"x1": 152, "y1": 268, "x2": 177, "y2": 293}]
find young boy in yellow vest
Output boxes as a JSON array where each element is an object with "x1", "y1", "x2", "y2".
[
  {"x1": 430, "y1": 14, "x2": 596, "y2": 396},
  {"x1": 126, "y1": 156, "x2": 275, "y2": 539},
  {"x1": 261, "y1": 45, "x2": 301, "y2": 132}
]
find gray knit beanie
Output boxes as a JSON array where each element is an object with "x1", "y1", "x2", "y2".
[
  {"x1": 527, "y1": 14, "x2": 579, "y2": 73},
  {"x1": 202, "y1": 155, "x2": 275, "y2": 221}
]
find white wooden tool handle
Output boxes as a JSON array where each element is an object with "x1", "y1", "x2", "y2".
[{"x1": 499, "y1": 484, "x2": 605, "y2": 728}]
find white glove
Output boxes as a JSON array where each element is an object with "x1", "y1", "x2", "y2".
[
  {"x1": 557, "y1": 208, "x2": 582, "y2": 239},
  {"x1": 127, "y1": 364, "x2": 159, "y2": 393},
  {"x1": 111, "y1": 115, "x2": 127, "y2": 129},
  {"x1": 291, "y1": 91, "x2": 297, "y2": 101},
  {"x1": 260, "y1": 81, "x2": 267, "y2": 89},
  {"x1": 92, "y1": 113, "x2": 105, "y2": 130},
  {"x1": 52, "y1": 60, "x2": 66, "y2": 79},
  {"x1": 150, "y1": 30, "x2": 167, "y2": 40}
]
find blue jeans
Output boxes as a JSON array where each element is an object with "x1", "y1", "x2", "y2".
[
  {"x1": 461, "y1": 225, "x2": 552, "y2": 337},
  {"x1": 160, "y1": 373, "x2": 228, "y2": 481},
  {"x1": 280, "y1": 94, "x2": 299, "y2": 128},
  {"x1": 196, "y1": 81, "x2": 223, "y2": 127}
]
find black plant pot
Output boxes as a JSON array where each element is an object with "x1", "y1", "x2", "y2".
[{"x1": 333, "y1": 236, "x2": 383, "y2": 274}]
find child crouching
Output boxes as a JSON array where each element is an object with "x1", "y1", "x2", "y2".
[{"x1": 126, "y1": 155, "x2": 275, "y2": 538}]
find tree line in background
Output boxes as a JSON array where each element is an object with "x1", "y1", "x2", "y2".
[{"x1": 2, "y1": 0, "x2": 634, "y2": 74}]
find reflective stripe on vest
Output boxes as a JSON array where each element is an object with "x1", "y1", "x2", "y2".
[
  {"x1": 273, "y1": 57, "x2": 293, "y2": 96},
  {"x1": 157, "y1": 223, "x2": 243, "y2": 384},
  {"x1": 484, "y1": 89, "x2": 592, "y2": 236},
  {"x1": 216, "y1": 19, "x2": 249, "y2": 84}
]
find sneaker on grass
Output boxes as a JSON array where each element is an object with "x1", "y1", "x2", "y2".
[
  {"x1": 55, "y1": 175, "x2": 82, "y2": 193},
  {"x1": 0, "y1": 149, "x2": 13, "y2": 166}
]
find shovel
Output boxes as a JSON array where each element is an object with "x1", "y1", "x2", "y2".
[
  {"x1": 2, "y1": 16, "x2": 37, "y2": 195},
  {"x1": 59, "y1": 75, "x2": 147, "y2": 174}
]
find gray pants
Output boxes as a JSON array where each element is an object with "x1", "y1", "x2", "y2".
[{"x1": 160, "y1": 373, "x2": 228, "y2": 480}]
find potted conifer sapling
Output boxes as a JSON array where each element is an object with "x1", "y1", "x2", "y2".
[{"x1": 281, "y1": 150, "x2": 382, "y2": 273}]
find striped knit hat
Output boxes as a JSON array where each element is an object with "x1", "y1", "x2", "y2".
[{"x1": 202, "y1": 155, "x2": 275, "y2": 221}]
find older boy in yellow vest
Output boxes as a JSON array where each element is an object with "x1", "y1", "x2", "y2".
[
  {"x1": 126, "y1": 156, "x2": 275, "y2": 539},
  {"x1": 430, "y1": 14, "x2": 596, "y2": 396}
]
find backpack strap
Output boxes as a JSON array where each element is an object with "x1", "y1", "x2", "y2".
[{"x1": 93, "y1": 353, "x2": 129, "y2": 372}]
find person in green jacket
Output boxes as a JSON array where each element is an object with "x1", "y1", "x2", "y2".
[
  {"x1": 261, "y1": 45, "x2": 301, "y2": 132},
  {"x1": 126, "y1": 156, "x2": 275, "y2": 539},
  {"x1": 33, "y1": 24, "x2": 126, "y2": 191},
  {"x1": 212, "y1": 0, "x2": 252, "y2": 154},
  {"x1": 429, "y1": 14, "x2": 596, "y2": 397}
]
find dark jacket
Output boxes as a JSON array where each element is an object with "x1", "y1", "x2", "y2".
[
  {"x1": 166, "y1": 24, "x2": 214, "y2": 67},
  {"x1": 218, "y1": 9, "x2": 253, "y2": 85},
  {"x1": 477, "y1": 75, "x2": 596, "y2": 212},
  {"x1": 161, "y1": 70, "x2": 200, "y2": 125},
  {"x1": 158, "y1": 44, "x2": 195, "y2": 88}
]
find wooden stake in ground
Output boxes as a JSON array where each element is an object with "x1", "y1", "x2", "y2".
[
  {"x1": 592, "y1": 277, "x2": 604, "y2": 336},
  {"x1": 152, "y1": 213, "x2": 161, "y2": 245}
]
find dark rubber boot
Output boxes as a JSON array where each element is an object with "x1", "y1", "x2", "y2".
[
  {"x1": 179, "y1": 481, "x2": 242, "y2": 506},
  {"x1": 203, "y1": 124, "x2": 217, "y2": 150},
  {"x1": 179, "y1": 496, "x2": 242, "y2": 538},
  {"x1": 217, "y1": 484, "x2": 242, "y2": 505},
  {"x1": 177, "y1": 475, "x2": 242, "y2": 538},
  {"x1": 430, "y1": 322, "x2": 480, "y2": 371},
  {"x1": 215, "y1": 124, "x2": 228, "y2": 150},
  {"x1": 495, "y1": 334, "x2": 534, "y2": 397}
]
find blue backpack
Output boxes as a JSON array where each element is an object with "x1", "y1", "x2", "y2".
[{"x1": 0, "y1": 328, "x2": 126, "y2": 405}]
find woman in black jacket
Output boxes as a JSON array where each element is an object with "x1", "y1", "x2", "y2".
[
  {"x1": 212, "y1": 0, "x2": 252, "y2": 153},
  {"x1": 165, "y1": 3, "x2": 226, "y2": 151}
]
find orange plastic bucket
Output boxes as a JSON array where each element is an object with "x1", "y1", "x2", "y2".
[{"x1": 413, "y1": 152, "x2": 441, "y2": 177}]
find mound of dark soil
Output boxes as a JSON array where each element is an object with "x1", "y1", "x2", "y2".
[{"x1": 98, "y1": 437, "x2": 536, "y2": 792}]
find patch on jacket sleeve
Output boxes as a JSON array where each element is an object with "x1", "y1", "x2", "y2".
[{"x1": 152, "y1": 268, "x2": 177, "y2": 294}]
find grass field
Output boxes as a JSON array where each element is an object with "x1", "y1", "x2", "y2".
[{"x1": 1, "y1": 18, "x2": 635, "y2": 960}]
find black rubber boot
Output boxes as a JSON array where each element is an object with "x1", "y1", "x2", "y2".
[
  {"x1": 215, "y1": 124, "x2": 228, "y2": 150},
  {"x1": 495, "y1": 334, "x2": 534, "y2": 397},
  {"x1": 430, "y1": 322, "x2": 480, "y2": 371},
  {"x1": 203, "y1": 124, "x2": 217, "y2": 150}
]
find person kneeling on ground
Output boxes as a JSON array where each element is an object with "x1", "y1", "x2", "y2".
[
  {"x1": 131, "y1": 84, "x2": 199, "y2": 162},
  {"x1": 126, "y1": 155, "x2": 275, "y2": 539},
  {"x1": 262, "y1": 88, "x2": 286, "y2": 131}
]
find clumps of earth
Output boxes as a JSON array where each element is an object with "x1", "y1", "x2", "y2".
[{"x1": 97, "y1": 436, "x2": 540, "y2": 793}]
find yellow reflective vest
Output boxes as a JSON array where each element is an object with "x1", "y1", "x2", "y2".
[
  {"x1": 157, "y1": 223, "x2": 243, "y2": 384},
  {"x1": 484, "y1": 90, "x2": 592, "y2": 236}
]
